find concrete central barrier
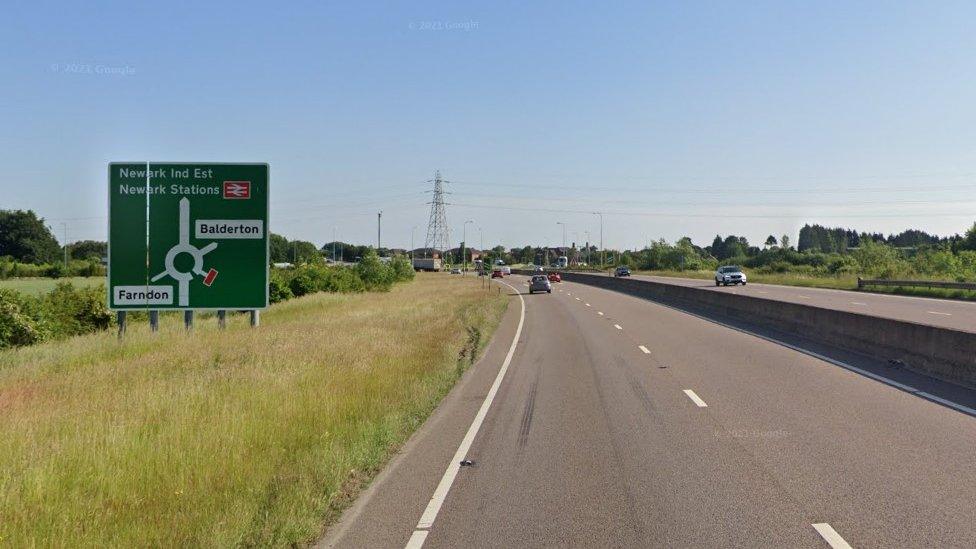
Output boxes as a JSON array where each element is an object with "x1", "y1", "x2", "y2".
[{"x1": 516, "y1": 269, "x2": 976, "y2": 388}]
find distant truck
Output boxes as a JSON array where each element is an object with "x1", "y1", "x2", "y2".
[{"x1": 412, "y1": 258, "x2": 443, "y2": 272}]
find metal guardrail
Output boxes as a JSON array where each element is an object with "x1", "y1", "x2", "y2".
[{"x1": 857, "y1": 277, "x2": 976, "y2": 291}]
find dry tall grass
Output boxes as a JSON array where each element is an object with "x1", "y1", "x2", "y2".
[{"x1": 0, "y1": 274, "x2": 507, "y2": 547}]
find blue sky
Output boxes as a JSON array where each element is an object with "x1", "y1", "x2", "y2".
[{"x1": 2, "y1": 1, "x2": 975, "y2": 250}]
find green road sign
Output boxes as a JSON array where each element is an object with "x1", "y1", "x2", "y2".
[{"x1": 108, "y1": 163, "x2": 269, "y2": 310}]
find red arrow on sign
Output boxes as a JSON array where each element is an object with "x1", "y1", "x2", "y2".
[{"x1": 203, "y1": 268, "x2": 218, "y2": 287}]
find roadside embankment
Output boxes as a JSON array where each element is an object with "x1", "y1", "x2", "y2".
[{"x1": 0, "y1": 273, "x2": 507, "y2": 546}]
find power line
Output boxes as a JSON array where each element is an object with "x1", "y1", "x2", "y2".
[{"x1": 449, "y1": 202, "x2": 976, "y2": 219}]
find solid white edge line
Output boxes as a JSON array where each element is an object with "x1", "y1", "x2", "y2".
[
  {"x1": 642, "y1": 299, "x2": 976, "y2": 417},
  {"x1": 914, "y1": 391, "x2": 976, "y2": 415},
  {"x1": 812, "y1": 523, "x2": 853, "y2": 549},
  {"x1": 926, "y1": 311, "x2": 952, "y2": 316},
  {"x1": 638, "y1": 345, "x2": 650, "y2": 354},
  {"x1": 683, "y1": 389, "x2": 708, "y2": 407},
  {"x1": 614, "y1": 324, "x2": 622, "y2": 330},
  {"x1": 411, "y1": 278, "x2": 526, "y2": 539},
  {"x1": 404, "y1": 530, "x2": 428, "y2": 549}
]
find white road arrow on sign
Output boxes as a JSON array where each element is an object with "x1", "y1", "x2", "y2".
[{"x1": 150, "y1": 198, "x2": 217, "y2": 307}]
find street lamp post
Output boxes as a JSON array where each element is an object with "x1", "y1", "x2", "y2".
[
  {"x1": 592, "y1": 212, "x2": 604, "y2": 267},
  {"x1": 463, "y1": 219, "x2": 474, "y2": 274},
  {"x1": 377, "y1": 211, "x2": 382, "y2": 251},
  {"x1": 584, "y1": 230, "x2": 591, "y2": 265},
  {"x1": 411, "y1": 225, "x2": 417, "y2": 260},
  {"x1": 556, "y1": 221, "x2": 566, "y2": 248},
  {"x1": 61, "y1": 222, "x2": 68, "y2": 269}
]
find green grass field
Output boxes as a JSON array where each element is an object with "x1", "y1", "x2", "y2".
[
  {"x1": 0, "y1": 277, "x2": 105, "y2": 296},
  {"x1": 0, "y1": 273, "x2": 507, "y2": 546}
]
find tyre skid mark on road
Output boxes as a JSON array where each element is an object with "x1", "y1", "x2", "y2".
[
  {"x1": 408, "y1": 279, "x2": 526, "y2": 544},
  {"x1": 518, "y1": 378, "x2": 538, "y2": 450}
]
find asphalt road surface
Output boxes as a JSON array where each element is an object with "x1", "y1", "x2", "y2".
[
  {"x1": 628, "y1": 272, "x2": 976, "y2": 332},
  {"x1": 321, "y1": 275, "x2": 976, "y2": 548}
]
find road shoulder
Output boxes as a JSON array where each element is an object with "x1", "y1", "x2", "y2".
[{"x1": 317, "y1": 285, "x2": 523, "y2": 549}]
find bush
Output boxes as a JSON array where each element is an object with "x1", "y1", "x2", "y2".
[
  {"x1": 319, "y1": 267, "x2": 366, "y2": 293},
  {"x1": 390, "y1": 256, "x2": 415, "y2": 282},
  {"x1": 269, "y1": 272, "x2": 294, "y2": 303},
  {"x1": 45, "y1": 262, "x2": 68, "y2": 279},
  {"x1": 851, "y1": 240, "x2": 910, "y2": 278},
  {"x1": 355, "y1": 250, "x2": 394, "y2": 291},
  {"x1": 0, "y1": 290, "x2": 46, "y2": 349},
  {"x1": 288, "y1": 267, "x2": 319, "y2": 297},
  {"x1": 40, "y1": 283, "x2": 112, "y2": 337}
]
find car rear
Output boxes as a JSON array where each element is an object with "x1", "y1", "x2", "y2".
[{"x1": 529, "y1": 275, "x2": 551, "y2": 294}]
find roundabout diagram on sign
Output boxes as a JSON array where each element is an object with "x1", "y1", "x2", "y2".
[{"x1": 150, "y1": 198, "x2": 219, "y2": 307}]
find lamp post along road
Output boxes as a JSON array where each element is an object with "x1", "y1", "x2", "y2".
[
  {"x1": 411, "y1": 225, "x2": 417, "y2": 260},
  {"x1": 377, "y1": 211, "x2": 382, "y2": 251},
  {"x1": 462, "y1": 219, "x2": 474, "y2": 274}
]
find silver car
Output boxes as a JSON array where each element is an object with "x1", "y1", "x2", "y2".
[
  {"x1": 529, "y1": 274, "x2": 552, "y2": 294},
  {"x1": 715, "y1": 265, "x2": 747, "y2": 286}
]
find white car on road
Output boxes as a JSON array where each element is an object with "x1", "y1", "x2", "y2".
[{"x1": 715, "y1": 265, "x2": 747, "y2": 286}]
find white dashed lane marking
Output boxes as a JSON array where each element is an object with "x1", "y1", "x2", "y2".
[
  {"x1": 682, "y1": 389, "x2": 708, "y2": 407},
  {"x1": 614, "y1": 324, "x2": 622, "y2": 330},
  {"x1": 638, "y1": 345, "x2": 650, "y2": 354},
  {"x1": 812, "y1": 523, "x2": 853, "y2": 549}
]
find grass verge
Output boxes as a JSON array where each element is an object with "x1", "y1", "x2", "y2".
[
  {"x1": 0, "y1": 273, "x2": 507, "y2": 546},
  {"x1": 0, "y1": 277, "x2": 104, "y2": 296}
]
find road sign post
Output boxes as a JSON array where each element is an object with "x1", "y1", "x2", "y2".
[{"x1": 108, "y1": 163, "x2": 269, "y2": 321}]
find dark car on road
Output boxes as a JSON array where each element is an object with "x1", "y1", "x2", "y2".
[
  {"x1": 491, "y1": 270, "x2": 504, "y2": 279},
  {"x1": 529, "y1": 274, "x2": 552, "y2": 294},
  {"x1": 614, "y1": 266, "x2": 631, "y2": 277},
  {"x1": 548, "y1": 272, "x2": 561, "y2": 283}
]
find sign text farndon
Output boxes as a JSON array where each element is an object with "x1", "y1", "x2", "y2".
[
  {"x1": 114, "y1": 285, "x2": 174, "y2": 305},
  {"x1": 195, "y1": 219, "x2": 264, "y2": 239}
]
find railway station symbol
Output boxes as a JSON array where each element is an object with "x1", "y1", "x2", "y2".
[{"x1": 150, "y1": 197, "x2": 219, "y2": 306}]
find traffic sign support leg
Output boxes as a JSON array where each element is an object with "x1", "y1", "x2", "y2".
[
  {"x1": 250, "y1": 310, "x2": 260, "y2": 328},
  {"x1": 218, "y1": 310, "x2": 226, "y2": 330},
  {"x1": 117, "y1": 311, "x2": 126, "y2": 340},
  {"x1": 184, "y1": 310, "x2": 194, "y2": 332},
  {"x1": 150, "y1": 310, "x2": 159, "y2": 332}
]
